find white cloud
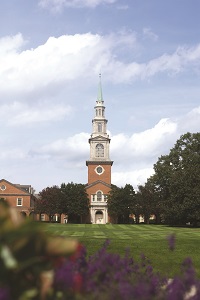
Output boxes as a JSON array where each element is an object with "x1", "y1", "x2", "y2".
[
  {"x1": 31, "y1": 132, "x2": 89, "y2": 164},
  {"x1": 111, "y1": 118, "x2": 177, "y2": 162},
  {"x1": 0, "y1": 33, "x2": 108, "y2": 93},
  {"x1": 112, "y1": 168, "x2": 154, "y2": 190},
  {"x1": 38, "y1": 0, "x2": 117, "y2": 11},
  {"x1": 177, "y1": 106, "x2": 200, "y2": 133},
  {"x1": 1, "y1": 32, "x2": 200, "y2": 94},
  {"x1": 110, "y1": 106, "x2": 200, "y2": 189},
  {"x1": 0, "y1": 33, "x2": 26, "y2": 55}
]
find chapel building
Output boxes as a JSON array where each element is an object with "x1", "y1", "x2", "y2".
[{"x1": 86, "y1": 75, "x2": 113, "y2": 224}]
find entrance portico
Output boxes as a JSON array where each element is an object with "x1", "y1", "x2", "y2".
[{"x1": 90, "y1": 206, "x2": 108, "y2": 224}]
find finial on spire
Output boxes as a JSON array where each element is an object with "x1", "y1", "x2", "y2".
[{"x1": 97, "y1": 73, "x2": 103, "y2": 102}]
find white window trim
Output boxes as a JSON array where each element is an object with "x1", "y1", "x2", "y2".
[
  {"x1": 0, "y1": 185, "x2": 6, "y2": 191},
  {"x1": 17, "y1": 197, "x2": 23, "y2": 206},
  {"x1": 97, "y1": 190, "x2": 102, "y2": 201}
]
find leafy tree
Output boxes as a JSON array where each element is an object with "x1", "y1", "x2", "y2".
[
  {"x1": 107, "y1": 184, "x2": 136, "y2": 224},
  {"x1": 136, "y1": 178, "x2": 163, "y2": 224},
  {"x1": 35, "y1": 186, "x2": 64, "y2": 222},
  {"x1": 35, "y1": 183, "x2": 89, "y2": 223},
  {"x1": 153, "y1": 132, "x2": 200, "y2": 226},
  {"x1": 61, "y1": 182, "x2": 89, "y2": 223},
  {"x1": 137, "y1": 184, "x2": 153, "y2": 224},
  {"x1": 146, "y1": 176, "x2": 163, "y2": 224}
]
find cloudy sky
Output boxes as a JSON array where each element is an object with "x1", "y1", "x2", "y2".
[{"x1": 1, "y1": 0, "x2": 200, "y2": 193}]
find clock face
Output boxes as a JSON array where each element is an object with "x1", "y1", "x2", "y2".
[
  {"x1": 95, "y1": 165, "x2": 104, "y2": 175},
  {"x1": 97, "y1": 166, "x2": 103, "y2": 174}
]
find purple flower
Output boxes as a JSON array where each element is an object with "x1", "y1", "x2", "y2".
[
  {"x1": 166, "y1": 277, "x2": 185, "y2": 300},
  {"x1": 52, "y1": 238, "x2": 200, "y2": 300},
  {"x1": 167, "y1": 233, "x2": 176, "y2": 251},
  {"x1": 0, "y1": 287, "x2": 10, "y2": 300}
]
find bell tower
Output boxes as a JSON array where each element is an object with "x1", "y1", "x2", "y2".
[{"x1": 86, "y1": 74, "x2": 113, "y2": 224}]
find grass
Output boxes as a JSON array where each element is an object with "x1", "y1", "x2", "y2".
[{"x1": 45, "y1": 223, "x2": 200, "y2": 278}]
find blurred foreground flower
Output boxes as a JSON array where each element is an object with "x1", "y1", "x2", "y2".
[{"x1": 0, "y1": 199, "x2": 78, "y2": 300}]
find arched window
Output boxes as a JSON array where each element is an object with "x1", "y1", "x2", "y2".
[
  {"x1": 97, "y1": 191, "x2": 102, "y2": 201},
  {"x1": 96, "y1": 143, "x2": 104, "y2": 157},
  {"x1": 98, "y1": 123, "x2": 102, "y2": 132}
]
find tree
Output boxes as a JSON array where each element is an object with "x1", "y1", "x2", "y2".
[
  {"x1": 35, "y1": 186, "x2": 65, "y2": 222},
  {"x1": 137, "y1": 185, "x2": 153, "y2": 224},
  {"x1": 136, "y1": 178, "x2": 163, "y2": 224},
  {"x1": 61, "y1": 182, "x2": 89, "y2": 223},
  {"x1": 153, "y1": 132, "x2": 200, "y2": 226},
  {"x1": 107, "y1": 184, "x2": 136, "y2": 224}
]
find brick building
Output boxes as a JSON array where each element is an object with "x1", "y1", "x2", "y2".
[
  {"x1": 86, "y1": 75, "x2": 113, "y2": 224},
  {"x1": 0, "y1": 179, "x2": 35, "y2": 217}
]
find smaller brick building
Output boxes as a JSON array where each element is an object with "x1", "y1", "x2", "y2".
[{"x1": 0, "y1": 179, "x2": 35, "y2": 217}]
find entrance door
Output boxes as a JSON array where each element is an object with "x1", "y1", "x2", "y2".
[{"x1": 95, "y1": 210, "x2": 103, "y2": 224}]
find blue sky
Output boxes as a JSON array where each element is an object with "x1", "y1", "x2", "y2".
[{"x1": 0, "y1": 0, "x2": 200, "y2": 192}]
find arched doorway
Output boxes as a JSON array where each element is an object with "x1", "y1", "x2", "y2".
[
  {"x1": 95, "y1": 210, "x2": 103, "y2": 224},
  {"x1": 29, "y1": 211, "x2": 36, "y2": 220},
  {"x1": 20, "y1": 211, "x2": 27, "y2": 218}
]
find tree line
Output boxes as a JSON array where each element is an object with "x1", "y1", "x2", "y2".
[
  {"x1": 35, "y1": 132, "x2": 200, "y2": 226},
  {"x1": 34, "y1": 183, "x2": 89, "y2": 223},
  {"x1": 108, "y1": 132, "x2": 200, "y2": 226}
]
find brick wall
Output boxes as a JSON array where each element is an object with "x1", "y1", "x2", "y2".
[{"x1": 87, "y1": 164, "x2": 111, "y2": 185}]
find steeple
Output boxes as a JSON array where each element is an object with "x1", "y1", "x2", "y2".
[
  {"x1": 86, "y1": 75, "x2": 112, "y2": 163},
  {"x1": 94, "y1": 74, "x2": 106, "y2": 122},
  {"x1": 97, "y1": 73, "x2": 103, "y2": 102},
  {"x1": 89, "y1": 74, "x2": 110, "y2": 152}
]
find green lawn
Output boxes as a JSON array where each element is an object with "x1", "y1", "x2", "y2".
[{"x1": 45, "y1": 224, "x2": 200, "y2": 278}]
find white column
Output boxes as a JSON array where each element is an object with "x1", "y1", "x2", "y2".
[{"x1": 105, "y1": 207, "x2": 108, "y2": 224}]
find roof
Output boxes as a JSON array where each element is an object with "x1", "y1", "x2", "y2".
[
  {"x1": 85, "y1": 180, "x2": 111, "y2": 190},
  {"x1": 0, "y1": 179, "x2": 33, "y2": 195}
]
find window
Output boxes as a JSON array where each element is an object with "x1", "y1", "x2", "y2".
[
  {"x1": 92, "y1": 195, "x2": 95, "y2": 201},
  {"x1": 97, "y1": 191, "x2": 102, "y2": 201},
  {"x1": 17, "y1": 198, "x2": 23, "y2": 206},
  {"x1": 98, "y1": 123, "x2": 102, "y2": 132},
  {"x1": 96, "y1": 143, "x2": 104, "y2": 157},
  {"x1": 0, "y1": 185, "x2": 6, "y2": 191}
]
